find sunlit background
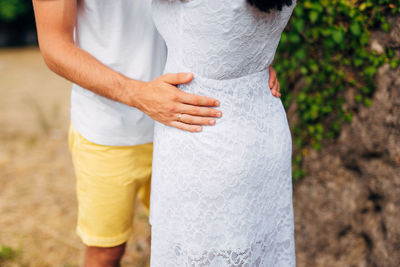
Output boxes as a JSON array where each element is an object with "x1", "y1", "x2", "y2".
[{"x1": 1, "y1": 0, "x2": 399, "y2": 266}]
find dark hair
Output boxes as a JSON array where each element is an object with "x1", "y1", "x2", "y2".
[{"x1": 247, "y1": 0, "x2": 293, "y2": 12}]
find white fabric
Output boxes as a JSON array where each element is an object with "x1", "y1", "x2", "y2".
[
  {"x1": 150, "y1": 0, "x2": 296, "y2": 266},
  {"x1": 71, "y1": 0, "x2": 167, "y2": 146}
]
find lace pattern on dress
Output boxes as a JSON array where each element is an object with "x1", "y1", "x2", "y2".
[{"x1": 150, "y1": 0, "x2": 296, "y2": 266}]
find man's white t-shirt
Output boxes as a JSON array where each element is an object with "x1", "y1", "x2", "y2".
[{"x1": 71, "y1": 0, "x2": 167, "y2": 146}]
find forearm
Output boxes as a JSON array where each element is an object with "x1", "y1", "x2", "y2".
[{"x1": 40, "y1": 40, "x2": 143, "y2": 107}]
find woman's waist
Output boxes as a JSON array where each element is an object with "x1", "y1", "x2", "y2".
[
  {"x1": 165, "y1": 57, "x2": 270, "y2": 82},
  {"x1": 163, "y1": 47, "x2": 272, "y2": 79},
  {"x1": 173, "y1": 68, "x2": 273, "y2": 102}
]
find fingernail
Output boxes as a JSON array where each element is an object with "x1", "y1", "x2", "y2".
[
  {"x1": 215, "y1": 100, "x2": 220, "y2": 106},
  {"x1": 196, "y1": 127, "x2": 202, "y2": 132},
  {"x1": 209, "y1": 119, "x2": 216, "y2": 125},
  {"x1": 216, "y1": 112, "x2": 222, "y2": 117}
]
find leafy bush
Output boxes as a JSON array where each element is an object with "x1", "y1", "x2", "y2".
[
  {"x1": 0, "y1": 0, "x2": 31, "y2": 22},
  {"x1": 275, "y1": 0, "x2": 400, "y2": 180}
]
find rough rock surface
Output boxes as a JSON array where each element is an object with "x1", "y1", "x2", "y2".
[{"x1": 293, "y1": 17, "x2": 400, "y2": 267}]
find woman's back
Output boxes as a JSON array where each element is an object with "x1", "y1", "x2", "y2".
[{"x1": 152, "y1": 0, "x2": 295, "y2": 80}]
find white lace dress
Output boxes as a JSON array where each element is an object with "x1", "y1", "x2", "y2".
[{"x1": 149, "y1": 0, "x2": 296, "y2": 266}]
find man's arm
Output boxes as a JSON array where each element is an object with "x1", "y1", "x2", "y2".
[{"x1": 33, "y1": 0, "x2": 222, "y2": 132}]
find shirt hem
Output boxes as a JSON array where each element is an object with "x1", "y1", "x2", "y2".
[{"x1": 70, "y1": 120, "x2": 154, "y2": 147}]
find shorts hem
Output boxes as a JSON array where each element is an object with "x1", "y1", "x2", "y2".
[{"x1": 76, "y1": 226, "x2": 132, "y2": 247}]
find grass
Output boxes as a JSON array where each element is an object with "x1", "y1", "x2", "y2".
[
  {"x1": 0, "y1": 245, "x2": 19, "y2": 261},
  {"x1": 0, "y1": 245, "x2": 21, "y2": 265}
]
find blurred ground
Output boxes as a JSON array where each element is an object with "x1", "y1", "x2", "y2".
[{"x1": 0, "y1": 48, "x2": 150, "y2": 266}]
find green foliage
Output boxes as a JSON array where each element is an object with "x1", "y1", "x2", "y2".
[
  {"x1": 0, "y1": 245, "x2": 20, "y2": 263},
  {"x1": 0, "y1": 0, "x2": 31, "y2": 22},
  {"x1": 275, "y1": 0, "x2": 400, "y2": 180}
]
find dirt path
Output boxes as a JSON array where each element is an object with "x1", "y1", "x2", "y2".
[{"x1": 0, "y1": 48, "x2": 150, "y2": 266}]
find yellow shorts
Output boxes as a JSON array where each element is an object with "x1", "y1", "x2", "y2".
[{"x1": 68, "y1": 124, "x2": 152, "y2": 247}]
